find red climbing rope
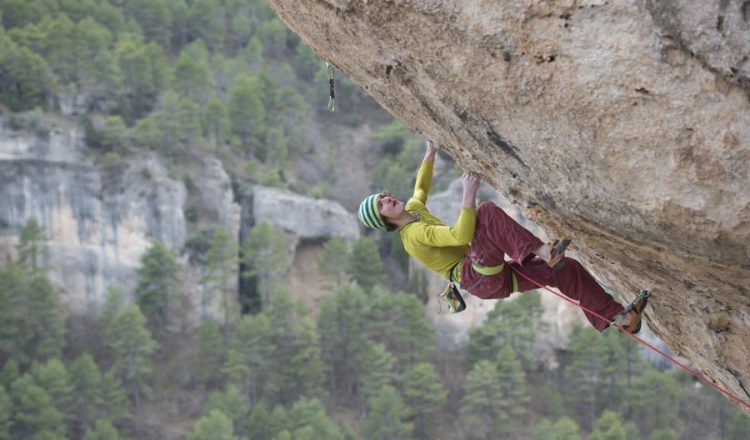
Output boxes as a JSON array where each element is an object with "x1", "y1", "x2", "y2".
[{"x1": 511, "y1": 269, "x2": 750, "y2": 410}]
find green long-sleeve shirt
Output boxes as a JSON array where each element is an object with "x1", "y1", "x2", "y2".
[{"x1": 399, "y1": 160, "x2": 477, "y2": 280}]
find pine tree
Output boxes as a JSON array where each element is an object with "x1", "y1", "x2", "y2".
[
  {"x1": 265, "y1": 126, "x2": 289, "y2": 169},
  {"x1": 0, "y1": 361, "x2": 19, "y2": 390},
  {"x1": 9, "y1": 375, "x2": 66, "y2": 439},
  {"x1": 88, "y1": 51, "x2": 123, "y2": 109},
  {"x1": 84, "y1": 420, "x2": 120, "y2": 440},
  {"x1": 495, "y1": 345, "x2": 529, "y2": 430},
  {"x1": 69, "y1": 353, "x2": 102, "y2": 437},
  {"x1": 40, "y1": 14, "x2": 83, "y2": 85},
  {"x1": 466, "y1": 291, "x2": 544, "y2": 369},
  {"x1": 201, "y1": 227, "x2": 238, "y2": 332},
  {"x1": 647, "y1": 430, "x2": 676, "y2": 440},
  {"x1": 173, "y1": 40, "x2": 215, "y2": 106},
  {"x1": 629, "y1": 369, "x2": 682, "y2": 438},
  {"x1": 346, "y1": 237, "x2": 382, "y2": 290},
  {"x1": 276, "y1": 83, "x2": 310, "y2": 149},
  {"x1": 287, "y1": 398, "x2": 344, "y2": 440},
  {"x1": 98, "y1": 116, "x2": 128, "y2": 151},
  {"x1": 195, "y1": 318, "x2": 225, "y2": 386},
  {"x1": 535, "y1": 419, "x2": 555, "y2": 440},
  {"x1": 401, "y1": 362, "x2": 447, "y2": 439},
  {"x1": 459, "y1": 360, "x2": 507, "y2": 440},
  {"x1": 263, "y1": 285, "x2": 305, "y2": 405},
  {"x1": 363, "y1": 386, "x2": 413, "y2": 440},
  {"x1": 246, "y1": 402, "x2": 287, "y2": 440},
  {"x1": 564, "y1": 326, "x2": 625, "y2": 429},
  {"x1": 205, "y1": 385, "x2": 248, "y2": 437},
  {"x1": 0, "y1": 263, "x2": 31, "y2": 365},
  {"x1": 129, "y1": 115, "x2": 162, "y2": 150},
  {"x1": 278, "y1": 316, "x2": 324, "y2": 405},
  {"x1": 266, "y1": 285, "x2": 323, "y2": 404},
  {"x1": 76, "y1": 18, "x2": 114, "y2": 80},
  {"x1": 317, "y1": 284, "x2": 371, "y2": 402},
  {"x1": 135, "y1": 241, "x2": 180, "y2": 336},
  {"x1": 186, "y1": 0, "x2": 224, "y2": 51},
  {"x1": 167, "y1": 0, "x2": 190, "y2": 52},
  {"x1": 106, "y1": 304, "x2": 157, "y2": 408},
  {"x1": 116, "y1": 39, "x2": 168, "y2": 121},
  {"x1": 0, "y1": 387, "x2": 10, "y2": 440},
  {"x1": 187, "y1": 410, "x2": 238, "y2": 440},
  {"x1": 223, "y1": 314, "x2": 273, "y2": 405},
  {"x1": 590, "y1": 410, "x2": 626, "y2": 440},
  {"x1": 100, "y1": 284, "x2": 125, "y2": 329},
  {"x1": 29, "y1": 359, "x2": 72, "y2": 428},
  {"x1": 623, "y1": 421, "x2": 641, "y2": 440},
  {"x1": 0, "y1": 34, "x2": 56, "y2": 111},
  {"x1": 552, "y1": 417, "x2": 583, "y2": 440},
  {"x1": 365, "y1": 286, "x2": 436, "y2": 369},
  {"x1": 536, "y1": 383, "x2": 565, "y2": 420},
  {"x1": 221, "y1": 0, "x2": 251, "y2": 54},
  {"x1": 98, "y1": 371, "x2": 130, "y2": 425},
  {"x1": 124, "y1": 0, "x2": 172, "y2": 47},
  {"x1": 241, "y1": 220, "x2": 290, "y2": 307},
  {"x1": 16, "y1": 217, "x2": 46, "y2": 272},
  {"x1": 291, "y1": 42, "x2": 320, "y2": 82},
  {"x1": 320, "y1": 236, "x2": 350, "y2": 287},
  {"x1": 229, "y1": 75, "x2": 266, "y2": 153},
  {"x1": 359, "y1": 342, "x2": 396, "y2": 404},
  {"x1": 203, "y1": 97, "x2": 230, "y2": 148},
  {"x1": 156, "y1": 90, "x2": 196, "y2": 155},
  {"x1": 26, "y1": 274, "x2": 65, "y2": 362}
]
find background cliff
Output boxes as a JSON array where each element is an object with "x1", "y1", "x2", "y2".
[
  {"x1": 0, "y1": 0, "x2": 748, "y2": 438},
  {"x1": 265, "y1": 0, "x2": 750, "y2": 410}
]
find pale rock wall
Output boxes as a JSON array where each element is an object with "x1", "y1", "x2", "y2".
[
  {"x1": 265, "y1": 0, "x2": 750, "y2": 408},
  {"x1": 240, "y1": 186, "x2": 360, "y2": 312},
  {"x1": 0, "y1": 118, "x2": 245, "y2": 328},
  {"x1": 251, "y1": 185, "x2": 360, "y2": 247},
  {"x1": 0, "y1": 115, "x2": 359, "y2": 328}
]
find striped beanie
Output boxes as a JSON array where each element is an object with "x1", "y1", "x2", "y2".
[{"x1": 358, "y1": 193, "x2": 386, "y2": 230}]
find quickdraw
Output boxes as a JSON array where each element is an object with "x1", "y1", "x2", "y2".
[{"x1": 326, "y1": 61, "x2": 336, "y2": 112}]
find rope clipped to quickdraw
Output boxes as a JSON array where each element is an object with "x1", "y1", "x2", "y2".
[{"x1": 326, "y1": 61, "x2": 336, "y2": 112}]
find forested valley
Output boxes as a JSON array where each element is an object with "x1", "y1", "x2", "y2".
[{"x1": 0, "y1": 1, "x2": 749, "y2": 439}]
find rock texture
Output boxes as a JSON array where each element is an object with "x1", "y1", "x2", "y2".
[
  {"x1": 0, "y1": 113, "x2": 361, "y2": 328},
  {"x1": 250, "y1": 185, "x2": 360, "y2": 247},
  {"x1": 265, "y1": 0, "x2": 750, "y2": 408},
  {"x1": 0, "y1": 119, "x2": 188, "y2": 314},
  {"x1": 241, "y1": 186, "x2": 361, "y2": 311},
  {"x1": 0, "y1": 118, "x2": 244, "y2": 326}
]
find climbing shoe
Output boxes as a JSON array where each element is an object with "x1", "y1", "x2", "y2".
[
  {"x1": 439, "y1": 282, "x2": 467, "y2": 313},
  {"x1": 547, "y1": 239, "x2": 571, "y2": 270},
  {"x1": 610, "y1": 290, "x2": 650, "y2": 335}
]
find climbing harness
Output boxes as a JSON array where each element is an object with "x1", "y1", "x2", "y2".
[
  {"x1": 511, "y1": 268, "x2": 750, "y2": 409},
  {"x1": 326, "y1": 61, "x2": 336, "y2": 112}
]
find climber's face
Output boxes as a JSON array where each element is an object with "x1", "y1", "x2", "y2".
[{"x1": 378, "y1": 192, "x2": 404, "y2": 220}]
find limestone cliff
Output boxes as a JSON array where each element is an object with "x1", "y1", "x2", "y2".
[
  {"x1": 265, "y1": 0, "x2": 750, "y2": 407},
  {"x1": 0, "y1": 117, "x2": 358, "y2": 328}
]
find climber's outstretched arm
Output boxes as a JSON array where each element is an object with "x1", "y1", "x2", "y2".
[{"x1": 412, "y1": 139, "x2": 438, "y2": 204}]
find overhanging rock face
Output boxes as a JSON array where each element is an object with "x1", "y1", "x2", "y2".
[{"x1": 265, "y1": 0, "x2": 750, "y2": 408}]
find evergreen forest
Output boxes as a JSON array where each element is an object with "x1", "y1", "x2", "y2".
[{"x1": 0, "y1": 1, "x2": 749, "y2": 439}]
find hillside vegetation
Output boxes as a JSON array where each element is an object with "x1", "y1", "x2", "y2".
[{"x1": 0, "y1": 1, "x2": 748, "y2": 439}]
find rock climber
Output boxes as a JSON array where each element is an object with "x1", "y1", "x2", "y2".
[{"x1": 358, "y1": 139, "x2": 646, "y2": 333}]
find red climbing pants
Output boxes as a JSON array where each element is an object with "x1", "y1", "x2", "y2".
[{"x1": 459, "y1": 202, "x2": 624, "y2": 331}]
